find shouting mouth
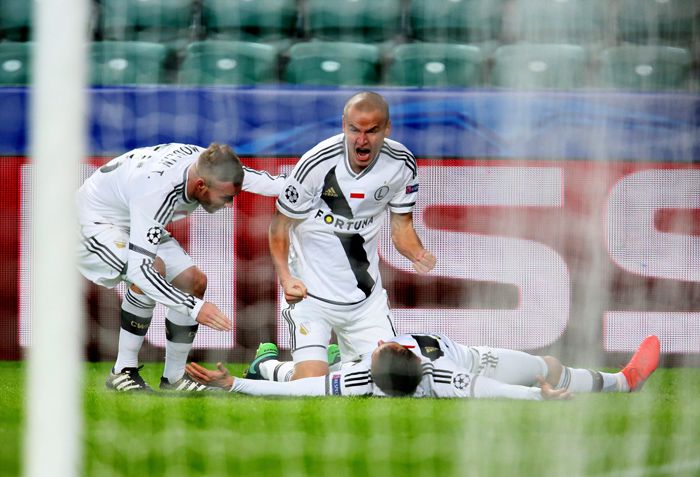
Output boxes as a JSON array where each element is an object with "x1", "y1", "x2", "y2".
[{"x1": 356, "y1": 147, "x2": 372, "y2": 162}]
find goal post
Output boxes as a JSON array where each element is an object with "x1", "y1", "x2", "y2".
[{"x1": 23, "y1": 1, "x2": 89, "y2": 476}]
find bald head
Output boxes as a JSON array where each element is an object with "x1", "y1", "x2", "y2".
[{"x1": 343, "y1": 91, "x2": 390, "y2": 126}]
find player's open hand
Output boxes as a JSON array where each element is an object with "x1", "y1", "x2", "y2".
[
  {"x1": 537, "y1": 376, "x2": 572, "y2": 400},
  {"x1": 196, "y1": 302, "x2": 233, "y2": 331},
  {"x1": 282, "y1": 277, "x2": 307, "y2": 304},
  {"x1": 186, "y1": 362, "x2": 234, "y2": 390},
  {"x1": 412, "y1": 249, "x2": 436, "y2": 274}
]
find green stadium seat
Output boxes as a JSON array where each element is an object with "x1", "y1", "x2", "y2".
[
  {"x1": 305, "y1": 0, "x2": 402, "y2": 43},
  {"x1": 599, "y1": 45, "x2": 691, "y2": 91},
  {"x1": 617, "y1": 0, "x2": 700, "y2": 46},
  {"x1": 201, "y1": 0, "x2": 298, "y2": 44},
  {"x1": 99, "y1": 0, "x2": 194, "y2": 44},
  {"x1": 512, "y1": 0, "x2": 608, "y2": 45},
  {"x1": 0, "y1": 0, "x2": 31, "y2": 41},
  {"x1": 409, "y1": 0, "x2": 503, "y2": 44},
  {"x1": 90, "y1": 41, "x2": 169, "y2": 86},
  {"x1": 178, "y1": 41, "x2": 278, "y2": 85},
  {"x1": 386, "y1": 43, "x2": 483, "y2": 88},
  {"x1": 491, "y1": 43, "x2": 587, "y2": 90},
  {"x1": 0, "y1": 42, "x2": 31, "y2": 85},
  {"x1": 284, "y1": 41, "x2": 381, "y2": 86}
]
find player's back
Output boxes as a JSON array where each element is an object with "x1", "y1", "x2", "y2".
[{"x1": 77, "y1": 144, "x2": 202, "y2": 227}]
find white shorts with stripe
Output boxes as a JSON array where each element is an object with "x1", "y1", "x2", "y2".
[
  {"x1": 281, "y1": 287, "x2": 397, "y2": 364},
  {"x1": 77, "y1": 223, "x2": 194, "y2": 288}
]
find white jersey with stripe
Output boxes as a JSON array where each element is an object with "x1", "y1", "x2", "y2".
[
  {"x1": 77, "y1": 143, "x2": 285, "y2": 319},
  {"x1": 276, "y1": 133, "x2": 418, "y2": 306},
  {"x1": 230, "y1": 333, "x2": 543, "y2": 400}
]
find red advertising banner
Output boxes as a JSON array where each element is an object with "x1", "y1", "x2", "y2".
[{"x1": 5, "y1": 157, "x2": 699, "y2": 363}]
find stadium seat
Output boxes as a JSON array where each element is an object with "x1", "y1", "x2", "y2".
[
  {"x1": 0, "y1": 0, "x2": 31, "y2": 41},
  {"x1": 178, "y1": 41, "x2": 278, "y2": 85},
  {"x1": 490, "y1": 43, "x2": 587, "y2": 90},
  {"x1": 0, "y1": 42, "x2": 31, "y2": 85},
  {"x1": 305, "y1": 0, "x2": 403, "y2": 43},
  {"x1": 599, "y1": 45, "x2": 691, "y2": 91},
  {"x1": 99, "y1": 0, "x2": 194, "y2": 44},
  {"x1": 90, "y1": 41, "x2": 169, "y2": 86},
  {"x1": 283, "y1": 41, "x2": 381, "y2": 86},
  {"x1": 617, "y1": 0, "x2": 700, "y2": 46},
  {"x1": 408, "y1": 0, "x2": 504, "y2": 44},
  {"x1": 201, "y1": 0, "x2": 298, "y2": 44},
  {"x1": 386, "y1": 43, "x2": 483, "y2": 88},
  {"x1": 511, "y1": 0, "x2": 608, "y2": 45}
]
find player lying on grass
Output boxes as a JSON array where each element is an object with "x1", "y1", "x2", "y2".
[{"x1": 186, "y1": 334, "x2": 660, "y2": 400}]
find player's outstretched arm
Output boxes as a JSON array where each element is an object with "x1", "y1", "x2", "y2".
[
  {"x1": 195, "y1": 302, "x2": 233, "y2": 331},
  {"x1": 536, "y1": 376, "x2": 572, "y2": 400},
  {"x1": 389, "y1": 212, "x2": 436, "y2": 274}
]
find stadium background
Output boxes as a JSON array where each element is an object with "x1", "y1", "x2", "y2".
[{"x1": 0, "y1": 0, "x2": 699, "y2": 367}]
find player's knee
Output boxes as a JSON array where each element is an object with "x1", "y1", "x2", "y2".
[
  {"x1": 189, "y1": 271, "x2": 208, "y2": 298},
  {"x1": 153, "y1": 257, "x2": 166, "y2": 276},
  {"x1": 542, "y1": 355, "x2": 563, "y2": 385},
  {"x1": 291, "y1": 361, "x2": 328, "y2": 380}
]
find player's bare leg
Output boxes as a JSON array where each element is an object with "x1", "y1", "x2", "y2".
[{"x1": 291, "y1": 360, "x2": 329, "y2": 380}]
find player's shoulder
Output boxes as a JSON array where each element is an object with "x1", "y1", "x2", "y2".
[
  {"x1": 291, "y1": 134, "x2": 345, "y2": 184},
  {"x1": 380, "y1": 138, "x2": 417, "y2": 178},
  {"x1": 328, "y1": 359, "x2": 373, "y2": 396}
]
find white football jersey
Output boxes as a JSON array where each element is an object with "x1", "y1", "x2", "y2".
[
  {"x1": 77, "y1": 143, "x2": 285, "y2": 318},
  {"x1": 276, "y1": 133, "x2": 418, "y2": 305}
]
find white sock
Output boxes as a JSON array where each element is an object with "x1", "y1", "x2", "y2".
[
  {"x1": 557, "y1": 367, "x2": 627, "y2": 393},
  {"x1": 114, "y1": 289, "x2": 154, "y2": 373},
  {"x1": 163, "y1": 341, "x2": 193, "y2": 383},
  {"x1": 163, "y1": 312, "x2": 198, "y2": 383},
  {"x1": 260, "y1": 360, "x2": 294, "y2": 382}
]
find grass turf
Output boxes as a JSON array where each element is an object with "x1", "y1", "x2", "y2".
[{"x1": 2, "y1": 362, "x2": 700, "y2": 476}]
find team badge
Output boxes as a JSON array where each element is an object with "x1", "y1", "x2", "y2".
[
  {"x1": 146, "y1": 226, "x2": 163, "y2": 245},
  {"x1": 285, "y1": 185, "x2": 299, "y2": 203},
  {"x1": 374, "y1": 185, "x2": 389, "y2": 200},
  {"x1": 452, "y1": 373, "x2": 470, "y2": 390}
]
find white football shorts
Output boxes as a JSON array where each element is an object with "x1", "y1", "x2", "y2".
[
  {"x1": 77, "y1": 223, "x2": 194, "y2": 288},
  {"x1": 282, "y1": 287, "x2": 397, "y2": 363}
]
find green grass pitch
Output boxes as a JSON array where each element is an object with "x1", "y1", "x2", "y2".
[{"x1": 2, "y1": 362, "x2": 699, "y2": 477}]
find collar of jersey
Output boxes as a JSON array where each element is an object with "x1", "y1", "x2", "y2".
[{"x1": 182, "y1": 166, "x2": 195, "y2": 203}]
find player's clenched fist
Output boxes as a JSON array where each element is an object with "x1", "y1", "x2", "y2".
[
  {"x1": 282, "y1": 276, "x2": 307, "y2": 304},
  {"x1": 196, "y1": 302, "x2": 233, "y2": 331},
  {"x1": 412, "y1": 249, "x2": 436, "y2": 274}
]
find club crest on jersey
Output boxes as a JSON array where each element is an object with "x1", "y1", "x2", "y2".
[
  {"x1": 406, "y1": 184, "x2": 419, "y2": 194},
  {"x1": 146, "y1": 226, "x2": 163, "y2": 245},
  {"x1": 315, "y1": 209, "x2": 374, "y2": 231},
  {"x1": 374, "y1": 185, "x2": 390, "y2": 200},
  {"x1": 452, "y1": 373, "x2": 470, "y2": 390},
  {"x1": 285, "y1": 185, "x2": 299, "y2": 203}
]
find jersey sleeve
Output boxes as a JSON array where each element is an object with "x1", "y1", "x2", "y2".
[
  {"x1": 425, "y1": 360, "x2": 542, "y2": 400},
  {"x1": 387, "y1": 148, "x2": 418, "y2": 214},
  {"x1": 242, "y1": 166, "x2": 287, "y2": 197},
  {"x1": 230, "y1": 376, "x2": 328, "y2": 396},
  {"x1": 124, "y1": 190, "x2": 203, "y2": 321},
  {"x1": 275, "y1": 159, "x2": 321, "y2": 219}
]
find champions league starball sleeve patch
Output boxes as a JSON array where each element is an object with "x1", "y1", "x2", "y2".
[
  {"x1": 146, "y1": 226, "x2": 164, "y2": 245},
  {"x1": 284, "y1": 185, "x2": 299, "y2": 203}
]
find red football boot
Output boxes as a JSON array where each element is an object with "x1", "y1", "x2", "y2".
[{"x1": 621, "y1": 335, "x2": 661, "y2": 392}]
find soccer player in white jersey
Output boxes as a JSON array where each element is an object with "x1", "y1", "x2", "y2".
[
  {"x1": 266, "y1": 91, "x2": 437, "y2": 382},
  {"x1": 186, "y1": 334, "x2": 661, "y2": 400},
  {"x1": 77, "y1": 143, "x2": 285, "y2": 392}
]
